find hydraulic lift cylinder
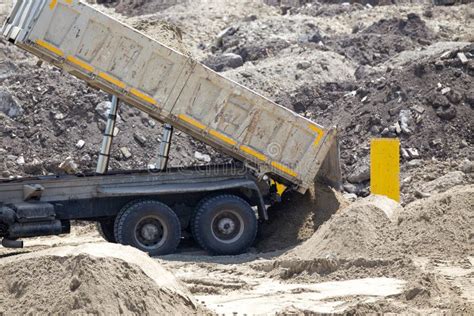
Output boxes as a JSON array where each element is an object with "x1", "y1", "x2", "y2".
[
  {"x1": 96, "y1": 95, "x2": 119, "y2": 174},
  {"x1": 153, "y1": 124, "x2": 173, "y2": 171}
]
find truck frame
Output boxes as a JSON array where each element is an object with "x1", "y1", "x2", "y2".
[{"x1": 0, "y1": 0, "x2": 341, "y2": 256}]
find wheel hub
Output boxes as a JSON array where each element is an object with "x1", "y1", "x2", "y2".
[
  {"x1": 135, "y1": 218, "x2": 165, "y2": 248},
  {"x1": 217, "y1": 218, "x2": 236, "y2": 235},
  {"x1": 211, "y1": 211, "x2": 244, "y2": 244},
  {"x1": 141, "y1": 223, "x2": 160, "y2": 241}
]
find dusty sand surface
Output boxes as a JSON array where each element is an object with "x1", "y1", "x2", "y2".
[
  {"x1": 1, "y1": 185, "x2": 471, "y2": 314},
  {"x1": 0, "y1": 243, "x2": 207, "y2": 315}
]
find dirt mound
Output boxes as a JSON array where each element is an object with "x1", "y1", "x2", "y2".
[
  {"x1": 256, "y1": 184, "x2": 347, "y2": 252},
  {"x1": 225, "y1": 48, "x2": 356, "y2": 104},
  {"x1": 286, "y1": 185, "x2": 473, "y2": 260},
  {"x1": 0, "y1": 243, "x2": 206, "y2": 315},
  {"x1": 290, "y1": 2, "x2": 365, "y2": 17},
  {"x1": 131, "y1": 19, "x2": 189, "y2": 55},
  {"x1": 89, "y1": 0, "x2": 189, "y2": 16},
  {"x1": 317, "y1": 14, "x2": 435, "y2": 67},
  {"x1": 197, "y1": 5, "x2": 471, "y2": 201},
  {"x1": 362, "y1": 13, "x2": 436, "y2": 44},
  {"x1": 114, "y1": 0, "x2": 189, "y2": 16},
  {"x1": 326, "y1": 32, "x2": 419, "y2": 66},
  {"x1": 388, "y1": 184, "x2": 474, "y2": 258},
  {"x1": 286, "y1": 195, "x2": 397, "y2": 259}
]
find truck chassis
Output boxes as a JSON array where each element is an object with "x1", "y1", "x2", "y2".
[{"x1": 0, "y1": 164, "x2": 272, "y2": 255}]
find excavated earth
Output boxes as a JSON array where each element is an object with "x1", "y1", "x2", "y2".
[
  {"x1": 0, "y1": 244, "x2": 208, "y2": 315},
  {"x1": 0, "y1": 0, "x2": 473, "y2": 314}
]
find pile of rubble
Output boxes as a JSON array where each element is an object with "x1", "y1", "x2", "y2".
[{"x1": 197, "y1": 6, "x2": 472, "y2": 199}]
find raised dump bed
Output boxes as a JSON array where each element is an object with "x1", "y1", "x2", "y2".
[{"x1": 2, "y1": 0, "x2": 340, "y2": 192}]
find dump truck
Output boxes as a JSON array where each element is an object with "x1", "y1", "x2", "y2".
[{"x1": 0, "y1": 0, "x2": 341, "y2": 256}]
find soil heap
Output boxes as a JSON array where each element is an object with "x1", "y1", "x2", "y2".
[
  {"x1": 0, "y1": 243, "x2": 207, "y2": 315},
  {"x1": 286, "y1": 194, "x2": 398, "y2": 258},
  {"x1": 1, "y1": 2, "x2": 472, "y2": 198},
  {"x1": 257, "y1": 184, "x2": 348, "y2": 252},
  {"x1": 196, "y1": 4, "x2": 472, "y2": 198},
  {"x1": 387, "y1": 184, "x2": 474, "y2": 258},
  {"x1": 287, "y1": 184, "x2": 474, "y2": 260}
]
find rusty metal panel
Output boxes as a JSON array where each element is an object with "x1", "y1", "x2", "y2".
[{"x1": 2, "y1": 0, "x2": 339, "y2": 192}]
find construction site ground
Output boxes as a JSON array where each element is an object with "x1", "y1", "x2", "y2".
[{"x1": 0, "y1": 0, "x2": 473, "y2": 314}]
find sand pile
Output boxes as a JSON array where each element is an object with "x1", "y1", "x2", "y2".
[
  {"x1": 286, "y1": 195, "x2": 398, "y2": 259},
  {"x1": 257, "y1": 184, "x2": 347, "y2": 252},
  {"x1": 388, "y1": 184, "x2": 474, "y2": 258},
  {"x1": 286, "y1": 185, "x2": 473, "y2": 260},
  {"x1": 0, "y1": 243, "x2": 206, "y2": 315}
]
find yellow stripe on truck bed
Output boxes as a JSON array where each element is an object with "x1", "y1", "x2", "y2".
[
  {"x1": 66, "y1": 56, "x2": 94, "y2": 72},
  {"x1": 309, "y1": 124, "x2": 325, "y2": 146},
  {"x1": 271, "y1": 162, "x2": 298, "y2": 178},
  {"x1": 209, "y1": 130, "x2": 237, "y2": 146},
  {"x1": 130, "y1": 88, "x2": 157, "y2": 105},
  {"x1": 50, "y1": 0, "x2": 72, "y2": 10},
  {"x1": 36, "y1": 39, "x2": 64, "y2": 56},
  {"x1": 240, "y1": 146, "x2": 267, "y2": 162},
  {"x1": 49, "y1": 0, "x2": 58, "y2": 10},
  {"x1": 99, "y1": 72, "x2": 126, "y2": 89},
  {"x1": 178, "y1": 114, "x2": 206, "y2": 130}
]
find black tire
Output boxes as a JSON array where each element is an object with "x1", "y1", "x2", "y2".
[
  {"x1": 114, "y1": 200, "x2": 181, "y2": 256},
  {"x1": 96, "y1": 219, "x2": 116, "y2": 243},
  {"x1": 192, "y1": 195, "x2": 257, "y2": 255},
  {"x1": 190, "y1": 195, "x2": 217, "y2": 239}
]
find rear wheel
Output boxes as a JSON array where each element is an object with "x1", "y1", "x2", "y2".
[
  {"x1": 192, "y1": 195, "x2": 257, "y2": 255},
  {"x1": 114, "y1": 200, "x2": 181, "y2": 256},
  {"x1": 190, "y1": 195, "x2": 217, "y2": 239}
]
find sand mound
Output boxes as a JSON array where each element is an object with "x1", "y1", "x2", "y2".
[
  {"x1": 286, "y1": 195, "x2": 397, "y2": 259},
  {"x1": 256, "y1": 184, "x2": 347, "y2": 252},
  {"x1": 287, "y1": 185, "x2": 473, "y2": 260},
  {"x1": 0, "y1": 243, "x2": 206, "y2": 315},
  {"x1": 389, "y1": 184, "x2": 474, "y2": 258}
]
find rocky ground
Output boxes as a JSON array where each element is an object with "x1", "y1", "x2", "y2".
[{"x1": 0, "y1": 0, "x2": 473, "y2": 314}]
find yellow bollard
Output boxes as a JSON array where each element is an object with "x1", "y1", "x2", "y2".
[{"x1": 370, "y1": 138, "x2": 400, "y2": 202}]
